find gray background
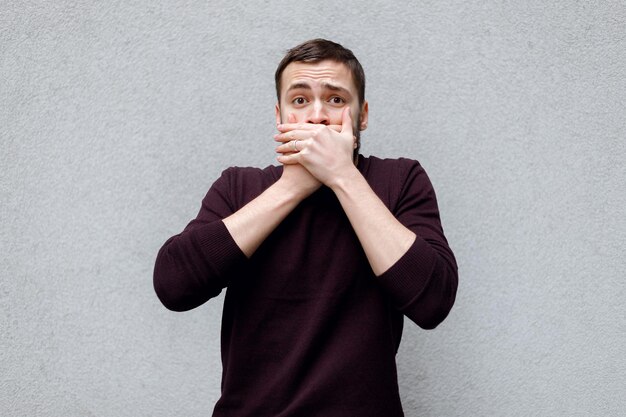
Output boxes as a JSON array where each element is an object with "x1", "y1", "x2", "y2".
[{"x1": 2, "y1": 1, "x2": 624, "y2": 416}]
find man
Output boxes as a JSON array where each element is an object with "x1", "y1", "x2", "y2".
[{"x1": 154, "y1": 39, "x2": 458, "y2": 416}]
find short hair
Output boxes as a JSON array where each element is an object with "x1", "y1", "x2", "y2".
[{"x1": 275, "y1": 39, "x2": 365, "y2": 106}]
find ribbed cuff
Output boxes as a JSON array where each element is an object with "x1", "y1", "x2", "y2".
[
  {"x1": 375, "y1": 236, "x2": 437, "y2": 310},
  {"x1": 192, "y1": 220, "x2": 247, "y2": 285}
]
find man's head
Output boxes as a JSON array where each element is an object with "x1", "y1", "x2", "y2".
[{"x1": 274, "y1": 39, "x2": 368, "y2": 156}]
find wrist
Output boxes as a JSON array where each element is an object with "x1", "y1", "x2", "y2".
[
  {"x1": 327, "y1": 164, "x2": 362, "y2": 194},
  {"x1": 274, "y1": 176, "x2": 312, "y2": 203}
]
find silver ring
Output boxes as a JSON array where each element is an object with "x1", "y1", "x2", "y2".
[{"x1": 292, "y1": 140, "x2": 299, "y2": 152}]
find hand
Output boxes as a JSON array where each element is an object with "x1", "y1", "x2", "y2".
[
  {"x1": 276, "y1": 114, "x2": 322, "y2": 199},
  {"x1": 274, "y1": 107, "x2": 357, "y2": 188}
]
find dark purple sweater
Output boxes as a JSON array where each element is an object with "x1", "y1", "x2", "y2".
[{"x1": 154, "y1": 155, "x2": 458, "y2": 416}]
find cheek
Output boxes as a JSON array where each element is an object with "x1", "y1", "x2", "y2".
[
  {"x1": 328, "y1": 108, "x2": 348, "y2": 125},
  {"x1": 280, "y1": 106, "x2": 307, "y2": 122},
  {"x1": 351, "y1": 109, "x2": 360, "y2": 124},
  {"x1": 280, "y1": 105, "x2": 351, "y2": 125}
]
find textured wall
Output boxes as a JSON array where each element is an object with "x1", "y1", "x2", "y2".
[{"x1": 2, "y1": 1, "x2": 624, "y2": 416}]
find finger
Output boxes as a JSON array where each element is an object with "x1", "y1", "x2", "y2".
[
  {"x1": 340, "y1": 107, "x2": 353, "y2": 136},
  {"x1": 273, "y1": 130, "x2": 311, "y2": 143},
  {"x1": 275, "y1": 114, "x2": 301, "y2": 134},
  {"x1": 276, "y1": 122, "x2": 322, "y2": 132},
  {"x1": 328, "y1": 124, "x2": 342, "y2": 132},
  {"x1": 275, "y1": 138, "x2": 310, "y2": 153},
  {"x1": 282, "y1": 124, "x2": 341, "y2": 132},
  {"x1": 275, "y1": 141, "x2": 296, "y2": 154},
  {"x1": 276, "y1": 123, "x2": 318, "y2": 132},
  {"x1": 276, "y1": 124, "x2": 342, "y2": 136},
  {"x1": 277, "y1": 152, "x2": 300, "y2": 165}
]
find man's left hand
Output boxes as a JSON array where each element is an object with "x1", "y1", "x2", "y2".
[{"x1": 274, "y1": 107, "x2": 357, "y2": 188}]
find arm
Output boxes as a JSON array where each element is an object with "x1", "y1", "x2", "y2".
[
  {"x1": 275, "y1": 109, "x2": 458, "y2": 328},
  {"x1": 222, "y1": 165, "x2": 318, "y2": 257},
  {"x1": 324, "y1": 161, "x2": 458, "y2": 329},
  {"x1": 275, "y1": 108, "x2": 416, "y2": 276},
  {"x1": 153, "y1": 164, "x2": 320, "y2": 311},
  {"x1": 329, "y1": 167, "x2": 416, "y2": 276},
  {"x1": 367, "y1": 160, "x2": 458, "y2": 329},
  {"x1": 224, "y1": 113, "x2": 321, "y2": 256}
]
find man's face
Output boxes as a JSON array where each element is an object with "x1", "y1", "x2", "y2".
[{"x1": 275, "y1": 59, "x2": 368, "y2": 131}]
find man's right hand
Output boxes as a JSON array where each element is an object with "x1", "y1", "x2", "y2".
[{"x1": 221, "y1": 116, "x2": 341, "y2": 258}]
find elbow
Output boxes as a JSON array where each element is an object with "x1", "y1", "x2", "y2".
[
  {"x1": 154, "y1": 271, "x2": 216, "y2": 312},
  {"x1": 153, "y1": 258, "x2": 193, "y2": 312},
  {"x1": 154, "y1": 278, "x2": 193, "y2": 312},
  {"x1": 415, "y1": 295, "x2": 456, "y2": 330},
  {"x1": 410, "y1": 258, "x2": 458, "y2": 330},
  {"x1": 153, "y1": 244, "x2": 214, "y2": 312}
]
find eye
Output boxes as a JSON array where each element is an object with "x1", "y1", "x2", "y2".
[
  {"x1": 292, "y1": 97, "x2": 307, "y2": 105},
  {"x1": 329, "y1": 96, "x2": 345, "y2": 105}
]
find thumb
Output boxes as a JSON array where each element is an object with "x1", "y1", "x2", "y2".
[
  {"x1": 288, "y1": 113, "x2": 296, "y2": 123},
  {"x1": 340, "y1": 107, "x2": 353, "y2": 135}
]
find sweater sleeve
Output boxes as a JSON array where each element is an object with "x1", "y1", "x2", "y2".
[
  {"x1": 153, "y1": 168, "x2": 248, "y2": 312},
  {"x1": 375, "y1": 160, "x2": 458, "y2": 329}
]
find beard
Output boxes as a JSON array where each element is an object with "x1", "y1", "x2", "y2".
[{"x1": 353, "y1": 108, "x2": 362, "y2": 163}]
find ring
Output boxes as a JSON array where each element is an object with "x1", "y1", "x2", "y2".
[{"x1": 292, "y1": 140, "x2": 299, "y2": 152}]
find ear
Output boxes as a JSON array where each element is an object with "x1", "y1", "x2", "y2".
[
  {"x1": 359, "y1": 100, "x2": 369, "y2": 131},
  {"x1": 275, "y1": 103, "x2": 282, "y2": 125}
]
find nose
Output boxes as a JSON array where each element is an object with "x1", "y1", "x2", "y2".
[{"x1": 306, "y1": 101, "x2": 329, "y2": 125}]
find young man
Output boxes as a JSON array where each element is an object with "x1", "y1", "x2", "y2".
[{"x1": 154, "y1": 39, "x2": 458, "y2": 417}]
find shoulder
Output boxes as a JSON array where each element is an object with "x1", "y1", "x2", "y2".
[
  {"x1": 219, "y1": 164, "x2": 282, "y2": 185},
  {"x1": 360, "y1": 154, "x2": 427, "y2": 183},
  {"x1": 359, "y1": 155, "x2": 434, "y2": 210},
  {"x1": 212, "y1": 164, "x2": 282, "y2": 209},
  {"x1": 361, "y1": 153, "x2": 424, "y2": 170}
]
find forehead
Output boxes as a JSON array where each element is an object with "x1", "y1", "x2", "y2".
[{"x1": 280, "y1": 60, "x2": 355, "y2": 94}]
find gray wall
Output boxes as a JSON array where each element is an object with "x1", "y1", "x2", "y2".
[{"x1": 2, "y1": 1, "x2": 624, "y2": 416}]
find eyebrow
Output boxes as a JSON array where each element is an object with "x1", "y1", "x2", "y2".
[{"x1": 286, "y1": 82, "x2": 352, "y2": 97}]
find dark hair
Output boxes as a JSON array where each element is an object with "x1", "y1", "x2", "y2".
[{"x1": 275, "y1": 39, "x2": 365, "y2": 106}]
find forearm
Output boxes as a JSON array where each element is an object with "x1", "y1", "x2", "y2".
[
  {"x1": 155, "y1": 166, "x2": 312, "y2": 311},
  {"x1": 329, "y1": 167, "x2": 416, "y2": 276},
  {"x1": 223, "y1": 179, "x2": 307, "y2": 258},
  {"x1": 154, "y1": 220, "x2": 243, "y2": 311}
]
